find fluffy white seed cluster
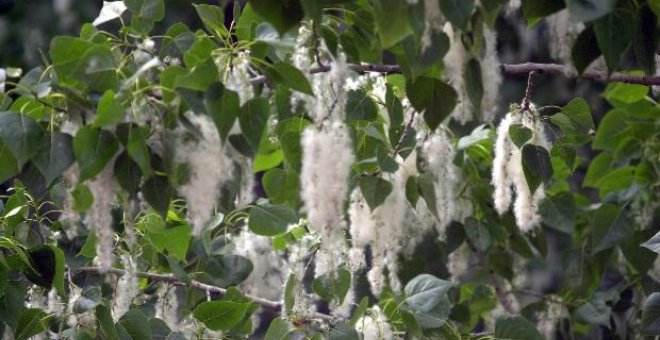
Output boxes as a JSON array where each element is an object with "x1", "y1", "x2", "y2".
[
  {"x1": 84, "y1": 165, "x2": 118, "y2": 272},
  {"x1": 154, "y1": 284, "x2": 179, "y2": 330},
  {"x1": 481, "y1": 25, "x2": 502, "y2": 122},
  {"x1": 492, "y1": 106, "x2": 549, "y2": 232},
  {"x1": 112, "y1": 254, "x2": 139, "y2": 319},
  {"x1": 421, "y1": 0, "x2": 444, "y2": 51},
  {"x1": 443, "y1": 23, "x2": 471, "y2": 124},
  {"x1": 546, "y1": 10, "x2": 584, "y2": 66},
  {"x1": 423, "y1": 129, "x2": 461, "y2": 236},
  {"x1": 225, "y1": 51, "x2": 254, "y2": 105},
  {"x1": 355, "y1": 306, "x2": 395, "y2": 340},
  {"x1": 348, "y1": 171, "x2": 406, "y2": 295},
  {"x1": 535, "y1": 298, "x2": 565, "y2": 339},
  {"x1": 175, "y1": 112, "x2": 231, "y2": 236},
  {"x1": 301, "y1": 120, "x2": 355, "y2": 276},
  {"x1": 285, "y1": 232, "x2": 320, "y2": 318},
  {"x1": 231, "y1": 227, "x2": 289, "y2": 301}
]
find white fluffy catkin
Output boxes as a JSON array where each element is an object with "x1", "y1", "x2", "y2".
[
  {"x1": 546, "y1": 9, "x2": 584, "y2": 66},
  {"x1": 355, "y1": 306, "x2": 395, "y2": 340},
  {"x1": 300, "y1": 121, "x2": 355, "y2": 276},
  {"x1": 154, "y1": 284, "x2": 179, "y2": 329},
  {"x1": 225, "y1": 51, "x2": 254, "y2": 105},
  {"x1": 481, "y1": 25, "x2": 502, "y2": 122},
  {"x1": 84, "y1": 165, "x2": 118, "y2": 272},
  {"x1": 492, "y1": 106, "x2": 548, "y2": 232},
  {"x1": 443, "y1": 23, "x2": 471, "y2": 124},
  {"x1": 422, "y1": 0, "x2": 444, "y2": 51},
  {"x1": 176, "y1": 112, "x2": 231, "y2": 236},
  {"x1": 423, "y1": 129, "x2": 460, "y2": 237},
  {"x1": 112, "y1": 254, "x2": 139, "y2": 319}
]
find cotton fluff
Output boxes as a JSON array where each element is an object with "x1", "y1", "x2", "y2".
[
  {"x1": 112, "y1": 254, "x2": 139, "y2": 319},
  {"x1": 546, "y1": 10, "x2": 584, "y2": 66},
  {"x1": 225, "y1": 52, "x2": 254, "y2": 105},
  {"x1": 300, "y1": 121, "x2": 355, "y2": 276},
  {"x1": 154, "y1": 284, "x2": 179, "y2": 330},
  {"x1": 447, "y1": 243, "x2": 473, "y2": 281},
  {"x1": 285, "y1": 233, "x2": 319, "y2": 318},
  {"x1": 176, "y1": 112, "x2": 231, "y2": 236},
  {"x1": 492, "y1": 106, "x2": 549, "y2": 232},
  {"x1": 310, "y1": 52, "x2": 349, "y2": 123},
  {"x1": 423, "y1": 129, "x2": 461, "y2": 237},
  {"x1": 443, "y1": 23, "x2": 471, "y2": 124},
  {"x1": 231, "y1": 227, "x2": 289, "y2": 301},
  {"x1": 348, "y1": 171, "x2": 407, "y2": 295},
  {"x1": 421, "y1": 0, "x2": 444, "y2": 51},
  {"x1": 84, "y1": 165, "x2": 118, "y2": 272},
  {"x1": 355, "y1": 306, "x2": 395, "y2": 340},
  {"x1": 481, "y1": 25, "x2": 502, "y2": 122}
]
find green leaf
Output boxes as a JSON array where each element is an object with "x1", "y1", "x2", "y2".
[
  {"x1": 521, "y1": 144, "x2": 553, "y2": 194},
  {"x1": 494, "y1": 315, "x2": 543, "y2": 340},
  {"x1": 359, "y1": 177, "x2": 393, "y2": 211},
  {"x1": 118, "y1": 309, "x2": 153, "y2": 340},
  {"x1": 73, "y1": 126, "x2": 119, "y2": 181},
  {"x1": 406, "y1": 77, "x2": 457, "y2": 130},
  {"x1": 508, "y1": 124, "x2": 533, "y2": 148},
  {"x1": 266, "y1": 62, "x2": 314, "y2": 96},
  {"x1": 593, "y1": 109, "x2": 630, "y2": 151},
  {"x1": 539, "y1": 192, "x2": 575, "y2": 234},
  {"x1": 96, "y1": 304, "x2": 120, "y2": 340},
  {"x1": 248, "y1": 0, "x2": 303, "y2": 35},
  {"x1": 114, "y1": 151, "x2": 142, "y2": 196},
  {"x1": 239, "y1": 98, "x2": 270, "y2": 151},
  {"x1": 248, "y1": 203, "x2": 297, "y2": 236},
  {"x1": 642, "y1": 293, "x2": 660, "y2": 335},
  {"x1": 521, "y1": 0, "x2": 564, "y2": 25},
  {"x1": 94, "y1": 90, "x2": 125, "y2": 126},
  {"x1": 204, "y1": 82, "x2": 240, "y2": 143},
  {"x1": 125, "y1": 0, "x2": 164, "y2": 21},
  {"x1": 33, "y1": 132, "x2": 75, "y2": 186},
  {"x1": 264, "y1": 317, "x2": 289, "y2": 340},
  {"x1": 572, "y1": 26, "x2": 601, "y2": 75},
  {"x1": 0, "y1": 112, "x2": 45, "y2": 167},
  {"x1": 596, "y1": 166, "x2": 635, "y2": 198},
  {"x1": 262, "y1": 168, "x2": 299, "y2": 208},
  {"x1": 0, "y1": 142, "x2": 18, "y2": 183},
  {"x1": 641, "y1": 231, "x2": 660, "y2": 254},
  {"x1": 24, "y1": 245, "x2": 63, "y2": 291},
  {"x1": 594, "y1": 9, "x2": 635, "y2": 72},
  {"x1": 15, "y1": 308, "x2": 51, "y2": 340},
  {"x1": 73, "y1": 286, "x2": 102, "y2": 314},
  {"x1": 148, "y1": 225, "x2": 191, "y2": 261},
  {"x1": 583, "y1": 152, "x2": 612, "y2": 187},
  {"x1": 329, "y1": 322, "x2": 360, "y2": 340},
  {"x1": 576, "y1": 297, "x2": 611, "y2": 327},
  {"x1": 346, "y1": 90, "x2": 378, "y2": 121},
  {"x1": 465, "y1": 218, "x2": 491, "y2": 252},
  {"x1": 566, "y1": 0, "x2": 616, "y2": 22},
  {"x1": 464, "y1": 58, "x2": 483, "y2": 115},
  {"x1": 193, "y1": 301, "x2": 250, "y2": 331},
  {"x1": 125, "y1": 125, "x2": 152, "y2": 175},
  {"x1": 193, "y1": 4, "x2": 228, "y2": 38},
  {"x1": 312, "y1": 268, "x2": 351, "y2": 304},
  {"x1": 142, "y1": 175, "x2": 173, "y2": 218},
  {"x1": 439, "y1": 0, "x2": 474, "y2": 30},
  {"x1": 551, "y1": 97, "x2": 594, "y2": 136},
  {"x1": 592, "y1": 204, "x2": 631, "y2": 254},
  {"x1": 404, "y1": 274, "x2": 455, "y2": 328},
  {"x1": 604, "y1": 81, "x2": 649, "y2": 104},
  {"x1": 374, "y1": 0, "x2": 412, "y2": 48}
]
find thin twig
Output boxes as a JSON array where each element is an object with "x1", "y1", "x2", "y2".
[
  {"x1": 73, "y1": 266, "x2": 335, "y2": 321},
  {"x1": 522, "y1": 70, "x2": 537, "y2": 111},
  {"x1": 392, "y1": 111, "x2": 416, "y2": 157},
  {"x1": 249, "y1": 62, "x2": 660, "y2": 86}
]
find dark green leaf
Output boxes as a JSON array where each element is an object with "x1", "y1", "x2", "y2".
[
  {"x1": 539, "y1": 192, "x2": 575, "y2": 233},
  {"x1": 572, "y1": 26, "x2": 601, "y2": 75},
  {"x1": 346, "y1": 90, "x2": 378, "y2": 121},
  {"x1": 94, "y1": 90, "x2": 125, "y2": 126},
  {"x1": 465, "y1": 218, "x2": 491, "y2": 252},
  {"x1": 374, "y1": 0, "x2": 412, "y2": 48},
  {"x1": 521, "y1": 0, "x2": 564, "y2": 25},
  {"x1": 592, "y1": 204, "x2": 631, "y2": 254},
  {"x1": 642, "y1": 293, "x2": 660, "y2": 335},
  {"x1": 262, "y1": 168, "x2": 299, "y2": 208},
  {"x1": 0, "y1": 112, "x2": 45, "y2": 168},
  {"x1": 193, "y1": 301, "x2": 250, "y2": 331},
  {"x1": 118, "y1": 309, "x2": 153, "y2": 340},
  {"x1": 312, "y1": 268, "x2": 351, "y2": 304},
  {"x1": 193, "y1": 4, "x2": 228, "y2": 37},
  {"x1": 596, "y1": 166, "x2": 635, "y2": 198},
  {"x1": 329, "y1": 322, "x2": 360, "y2": 340},
  {"x1": 0, "y1": 142, "x2": 19, "y2": 183},
  {"x1": 464, "y1": 58, "x2": 483, "y2": 115},
  {"x1": 204, "y1": 82, "x2": 240, "y2": 143},
  {"x1": 239, "y1": 98, "x2": 270, "y2": 151},
  {"x1": 96, "y1": 304, "x2": 120, "y2": 340},
  {"x1": 404, "y1": 274, "x2": 455, "y2": 328},
  {"x1": 248, "y1": 203, "x2": 297, "y2": 236},
  {"x1": 114, "y1": 151, "x2": 142, "y2": 196},
  {"x1": 406, "y1": 77, "x2": 457, "y2": 130},
  {"x1": 359, "y1": 177, "x2": 393, "y2": 211},
  {"x1": 266, "y1": 62, "x2": 314, "y2": 96},
  {"x1": 73, "y1": 286, "x2": 102, "y2": 314},
  {"x1": 551, "y1": 97, "x2": 594, "y2": 136},
  {"x1": 604, "y1": 81, "x2": 649, "y2": 104},
  {"x1": 594, "y1": 9, "x2": 635, "y2": 72},
  {"x1": 142, "y1": 175, "x2": 173, "y2": 218},
  {"x1": 593, "y1": 109, "x2": 630, "y2": 151},
  {"x1": 439, "y1": 0, "x2": 474, "y2": 30},
  {"x1": 494, "y1": 315, "x2": 543, "y2": 340},
  {"x1": 264, "y1": 317, "x2": 289, "y2": 340},
  {"x1": 15, "y1": 308, "x2": 51, "y2": 340},
  {"x1": 33, "y1": 132, "x2": 75, "y2": 186},
  {"x1": 73, "y1": 126, "x2": 119, "y2": 181},
  {"x1": 583, "y1": 152, "x2": 612, "y2": 187},
  {"x1": 248, "y1": 0, "x2": 303, "y2": 35},
  {"x1": 125, "y1": 0, "x2": 164, "y2": 21},
  {"x1": 521, "y1": 144, "x2": 553, "y2": 194}
]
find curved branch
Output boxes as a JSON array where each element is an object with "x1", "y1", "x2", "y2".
[
  {"x1": 73, "y1": 266, "x2": 335, "y2": 322},
  {"x1": 250, "y1": 62, "x2": 660, "y2": 86}
]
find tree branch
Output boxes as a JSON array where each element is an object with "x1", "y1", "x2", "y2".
[
  {"x1": 73, "y1": 266, "x2": 335, "y2": 322},
  {"x1": 250, "y1": 62, "x2": 660, "y2": 86}
]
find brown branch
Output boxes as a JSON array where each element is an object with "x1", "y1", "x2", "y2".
[
  {"x1": 250, "y1": 62, "x2": 660, "y2": 86},
  {"x1": 73, "y1": 266, "x2": 335, "y2": 322}
]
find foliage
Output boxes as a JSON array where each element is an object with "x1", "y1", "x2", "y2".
[{"x1": 0, "y1": 0, "x2": 658, "y2": 339}]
